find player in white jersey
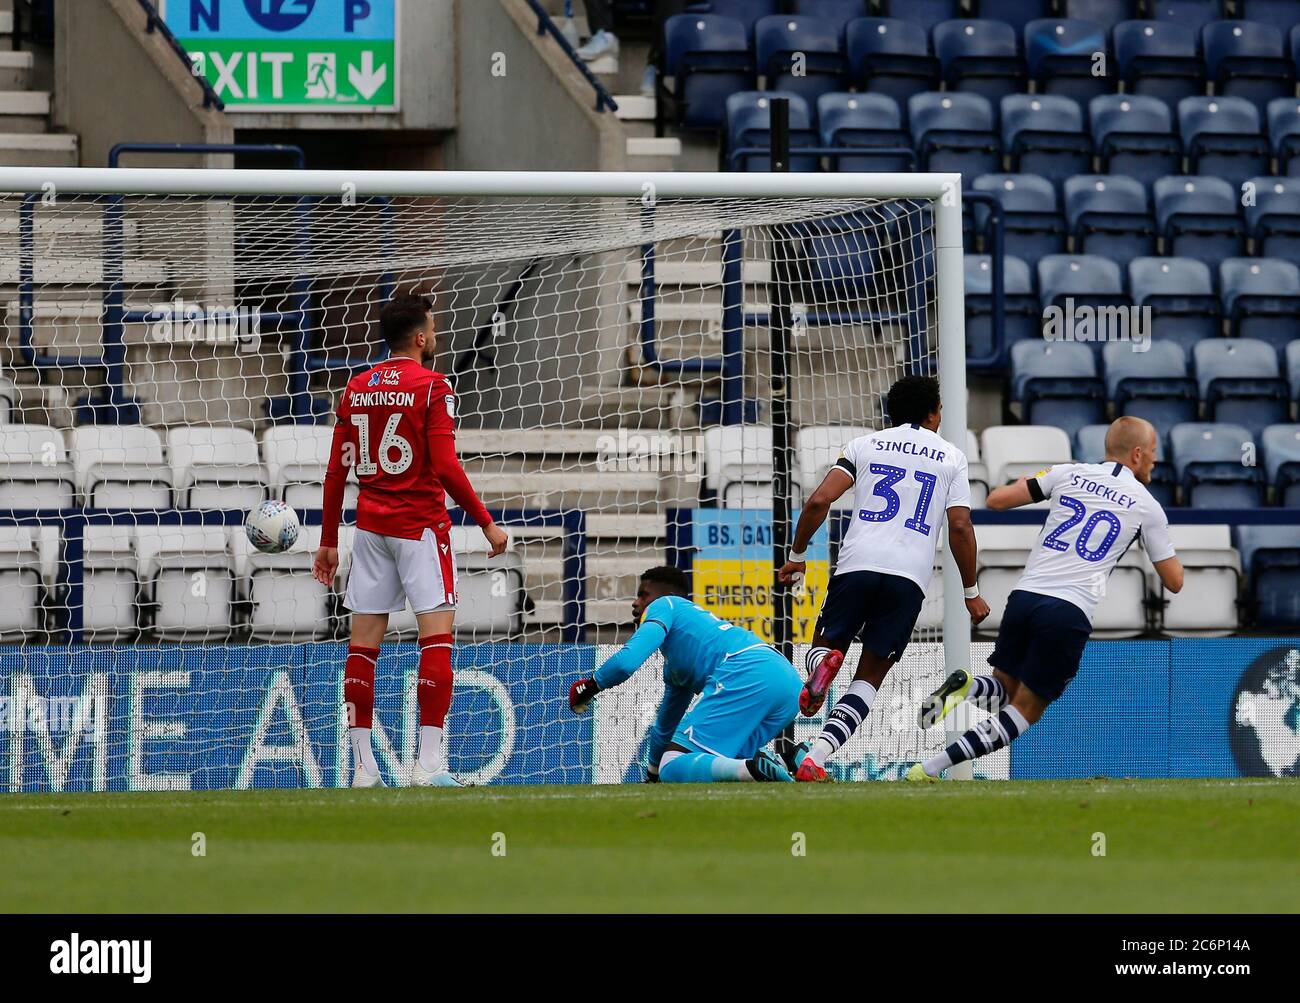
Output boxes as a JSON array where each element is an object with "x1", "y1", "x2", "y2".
[
  {"x1": 907, "y1": 416, "x2": 1185, "y2": 782},
  {"x1": 776, "y1": 376, "x2": 990, "y2": 782}
]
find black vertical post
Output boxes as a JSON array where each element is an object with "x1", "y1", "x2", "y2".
[{"x1": 769, "y1": 98, "x2": 798, "y2": 768}]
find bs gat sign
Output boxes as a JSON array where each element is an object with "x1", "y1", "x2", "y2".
[{"x1": 163, "y1": 0, "x2": 399, "y2": 111}]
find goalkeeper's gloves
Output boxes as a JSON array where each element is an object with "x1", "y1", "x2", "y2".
[
  {"x1": 645, "y1": 763, "x2": 660, "y2": 784},
  {"x1": 569, "y1": 677, "x2": 600, "y2": 714}
]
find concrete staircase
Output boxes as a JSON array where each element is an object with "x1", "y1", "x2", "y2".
[
  {"x1": 537, "y1": 0, "x2": 683, "y2": 173},
  {"x1": 0, "y1": 5, "x2": 78, "y2": 167}
]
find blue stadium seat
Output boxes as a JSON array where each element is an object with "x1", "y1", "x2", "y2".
[
  {"x1": 819, "y1": 93, "x2": 914, "y2": 172},
  {"x1": 1171, "y1": 422, "x2": 1264, "y2": 507},
  {"x1": 1011, "y1": 340, "x2": 1106, "y2": 439},
  {"x1": 1202, "y1": 21, "x2": 1295, "y2": 119},
  {"x1": 933, "y1": 20, "x2": 1026, "y2": 104},
  {"x1": 845, "y1": 18, "x2": 939, "y2": 109},
  {"x1": 1075, "y1": 423, "x2": 1111, "y2": 461},
  {"x1": 1103, "y1": 339, "x2": 1198, "y2": 428},
  {"x1": 755, "y1": 16, "x2": 847, "y2": 113},
  {"x1": 1266, "y1": 97, "x2": 1300, "y2": 175},
  {"x1": 1001, "y1": 94, "x2": 1094, "y2": 190},
  {"x1": 1288, "y1": 338, "x2": 1300, "y2": 399},
  {"x1": 1038, "y1": 254, "x2": 1129, "y2": 322},
  {"x1": 1148, "y1": 1, "x2": 1225, "y2": 35},
  {"x1": 973, "y1": 0, "x2": 1054, "y2": 35},
  {"x1": 726, "y1": 92, "x2": 819, "y2": 171},
  {"x1": 1075, "y1": 419, "x2": 1177, "y2": 503},
  {"x1": 1025, "y1": 19, "x2": 1113, "y2": 103},
  {"x1": 909, "y1": 92, "x2": 1001, "y2": 177},
  {"x1": 1194, "y1": 336, "x2": 1290, "y2": 436},
  {"x1": 1065, "y1": 0, "x2": 1141, "y2": 30},
  {"x1": 1219, "y1": 256, "x2": 1300, "y2": 349},
  {"x1": 1243, "y1": 176, "x2": 1300, "y2": 259},
  {"x1": 1234, "y1": 524, "x2": 1300, "y2": 626},
  {"x1": 878, "y1": 0, "x2": 960, "y2": 34},
  {"x1": 972, "y1": 173, "x2": 1066, "y2": 268},
  {"x1": 792, "y1": 0, "x2": 871, "y2": 40},
  {"x1": 1178, "y1": 97, "x2": 1271, "y2": 190},
  {"x1": 691, "y1": 0, "x2": 779, "y2": 41},
  {"x1": 1113, "y1": 20, "x2": 1205, "y2": 106},
  {"x1": 1262, "y1": 423, "x2": 1300, "y2": 504},
  {"x1": 665, "y1": 15, "x2": 755, "y2": 131},
  {"x1": 1063, "y1": 174, "x2": 1155, "y2": 268},
  {"x1": 1090, "y1": 94, "x2": 1182, "y2": 192},
  {"x1": 1241, "y1": 0, "x2": 1300, "y2": 33},
  {"x1": 1129, "y1": 256, "x2": 1223, "y2": 356},
  {"x1": 964, "y1": 254, "x2": 1041, "y2": 363},
  {"x1": 1153, "y1": 175, "x2": 1246, "y2": 270}
]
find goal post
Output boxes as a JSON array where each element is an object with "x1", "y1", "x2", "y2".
[{"x1": 0, "y1": 167, "x2": 977, "y2": 791}]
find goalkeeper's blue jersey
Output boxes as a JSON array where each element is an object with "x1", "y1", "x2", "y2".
[{"x1": 593, "y1": 596, "x2": 774, "y2": 693}]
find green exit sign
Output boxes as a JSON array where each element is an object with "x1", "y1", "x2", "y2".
[{"x1": 163, "y1": 0, "x2": 400, "y2": 112}]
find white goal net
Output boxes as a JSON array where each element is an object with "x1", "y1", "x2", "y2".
[{"x1": 0, "y1": 169, "x2": 988, "y2": 792}]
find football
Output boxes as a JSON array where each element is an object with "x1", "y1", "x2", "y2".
[{"x1": 245, "y1": 500, "x2": 301, "y2": 555}]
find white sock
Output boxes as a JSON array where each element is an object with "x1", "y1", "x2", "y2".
[
  {"x1": 418, "y1": 725, "x2": 444, "y2": 773},
  {"x1": 349, "y1": 728, "x2": 379, "y2": 775},
  {"x1": 809, "y1": 679, "x2": 877, "y2": 767}
]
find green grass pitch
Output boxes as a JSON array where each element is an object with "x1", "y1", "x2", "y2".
[{"x1": 3, "y1": 779, "x2": 1297, "y2": 913}]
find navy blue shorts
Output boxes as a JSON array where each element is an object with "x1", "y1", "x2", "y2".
[
  {"x1": 989, "y1": 590, "x2": 1092, "y2": 702},
  {"x1": 815, "y1": 569, "x2": 924, "y2": 662}
]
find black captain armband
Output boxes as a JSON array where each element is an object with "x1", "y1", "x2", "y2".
[{"x1": 1027, "y1": 478, "x2": 1046, "y2": 503}]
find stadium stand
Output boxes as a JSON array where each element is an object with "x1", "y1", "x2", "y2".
[{"x1": 6, "y1": 0, "x2": 1300, "y2": 650}]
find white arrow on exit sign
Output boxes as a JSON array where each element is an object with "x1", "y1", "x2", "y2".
[{"x1": 347, "y1": 51, "x2": 388, "y2": 100}]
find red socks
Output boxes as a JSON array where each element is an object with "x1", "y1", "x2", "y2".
[
  {"x1": 343, "y1": 645, "x2": 380, "y2": 728},
  {"x1": 418, "y1": 633, "x2": 454, "y2": 727}
]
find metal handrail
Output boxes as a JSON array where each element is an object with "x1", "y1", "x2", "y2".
[
  {"x1": 524, "y1": 0, "x2": 619, "y2": 113},
  {"x1": 136, "y1": 0, "x2": 226, "y2": 111},
  {"x1": 109, "y1": 142, "x2": 306, "y2": 169}
]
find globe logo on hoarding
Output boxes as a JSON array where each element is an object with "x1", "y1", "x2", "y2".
[
  {"x1": 244, "y1": 0, "x2": 316, "y2": 32},
  {"x1": 1230, "y1": 647, "x2": 1300, "y2": 778}
]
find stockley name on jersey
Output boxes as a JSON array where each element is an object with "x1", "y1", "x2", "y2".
[{"x1": 1063, "y1": 470, "x2": 1140, "y2": 510}]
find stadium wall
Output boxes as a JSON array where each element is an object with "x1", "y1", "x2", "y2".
[
  {"x1": 53, "y1": 0, "x2": 232, "y2": 168},
  {"x1": 2, "y1": 639, "x2": 1296, "y2": 793},
  {"x1": 443, "y1": 0, "x2": 627, "y2": 172}
]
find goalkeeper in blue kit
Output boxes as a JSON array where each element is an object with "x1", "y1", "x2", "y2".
[{"x1": 567, "y1": 566, "x2": 805, "y2": 783}]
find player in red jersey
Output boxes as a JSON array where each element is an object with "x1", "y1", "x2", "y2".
[{"x1": 313, "y1": 292, "x2": 509, "y2": 789}]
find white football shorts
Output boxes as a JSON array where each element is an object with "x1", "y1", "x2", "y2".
[{"x1": 344, "y1": 527, "x2": 458, "y2": 615}]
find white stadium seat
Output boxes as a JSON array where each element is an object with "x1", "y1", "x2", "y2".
[
  {"x1": 973, "y1": 524, "x2": 1041, "y2": 632},
  {"x1": 137, "y1": 526, "x2": 233, "y2": 639},
  {"x1": 797, "y1": 425, "x2": 869, "y2": 509},
  {"x1": 1090, "y1": 546, "x2": 1149, "y2": 639},
  {"x1": 167, "y1": 426, "x2": 266, "y2": 510},
  {"x1": 70, "y1": 425, "x2": 170, "y2": 509},
  {"x1": 704, "y1": 425, "x2": 803, "y2": 509},
  {"x1": 0, "y1": 527, "x2": 43, "y2": 637},
  {"x1": 262, "y1": 425, "x2": 358, "y2": 512},
  {"x1": 0, "y1": 423, "x2": 75, "y2": 509},
  {"x1": 83, "y1": 525, "x2": 138, "y2": 638},
  {"x1": 1158, "y1": 525, "x2": 1241, "y2": 635},
  {"x1": 980, "y1": 425, "x2": 1072, "y2": 496},
  {"x1": 966, "y1": 430, "x2": 989, "y2": 508},
  {"x1": 245, "y1": 523, "x2": 330, "y2": 640}
]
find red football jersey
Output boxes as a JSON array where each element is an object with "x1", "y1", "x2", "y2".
[{"x1": 326, "y1": 357, "x2": 487, "y2": 543}]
